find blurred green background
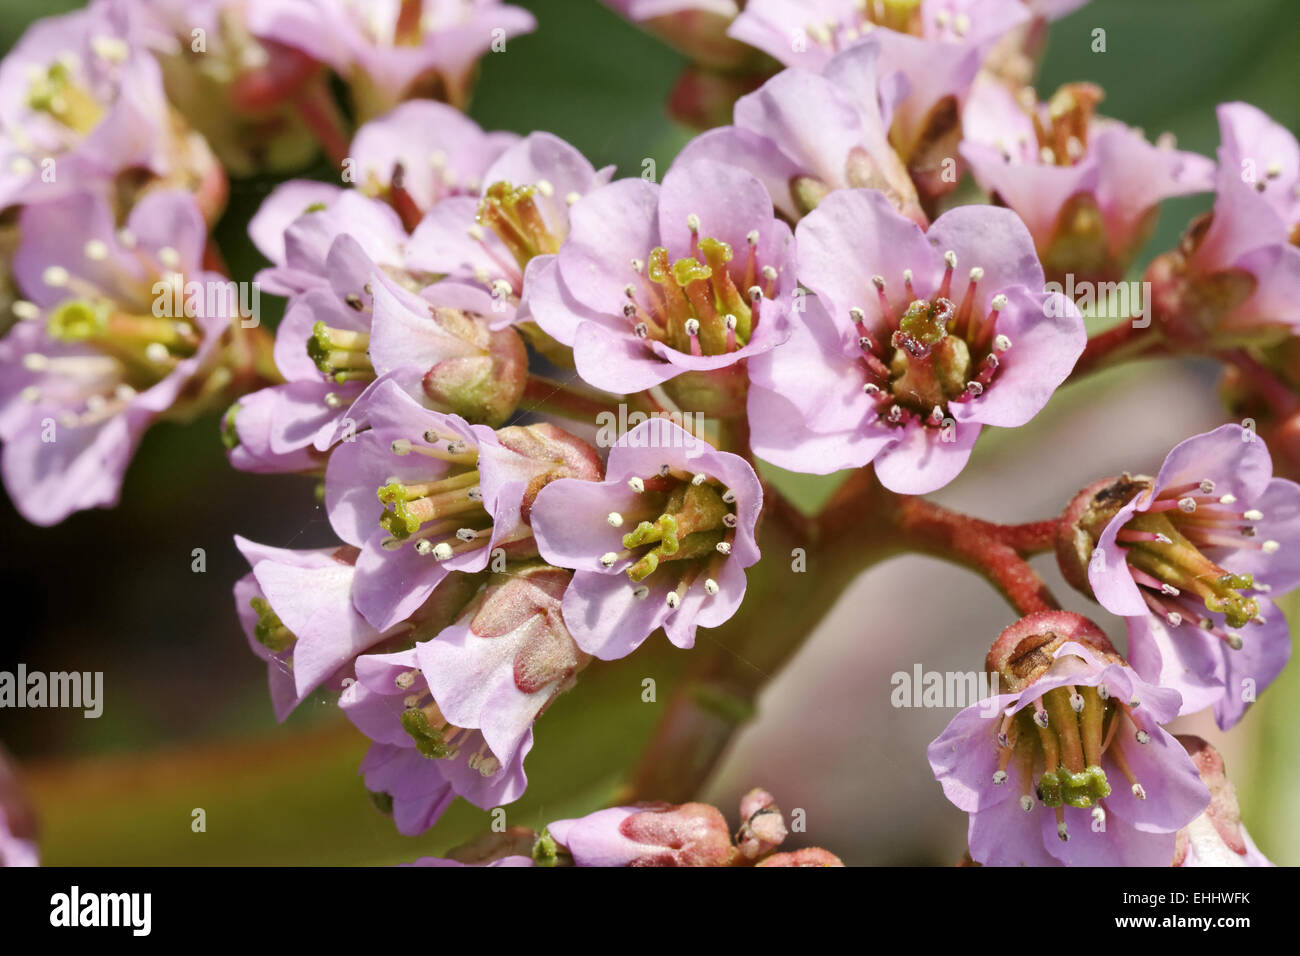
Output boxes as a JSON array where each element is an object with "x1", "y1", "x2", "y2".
[{"x1": 1, "y1": 0, "x2": 1297, "y2": 864}]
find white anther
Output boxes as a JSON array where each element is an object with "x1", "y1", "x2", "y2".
[
  {"x1": 715, "y1": 541, "x2": 732, "y2": 555},
  {"x1": 1135, "y1": 730, "x2": 1151, "y2": 745},
  {"x1": 993, "y1": 334, "x2": 1011, "y2": 352},
  {"x1": 1264, "y1": 540, "x2": 1280, "y2": 554},
  {"x1": 686, "y1": 213, "x2": 700, "y2": 233},
  {"x1": 145, "y1": 342, "x2": 170, "y2": 363},
  {"x1": 969, "y1": 267, "x2": 984, "y2": 281},
  {"x1": 628, "y1": 477, "x2": 645, "y2": 493},
  {"x1": 990, "y1": 293, "x2": 1008, "y2": 311},
  {"x1": 157, "y1": 247, "x2": 181, "y2": 269},
  {"x1": 42, "y1": 266, "x2": 69, "y2": 288},
  {"x1": 1243, "y1": 508, "x2": 1263, "y2": 521},
  {"x1": 84, "y1": 239, "x2": 108, "y2": 261},
  {"x1": 431, "y1": 542, "x2": 454, "y2": 561},
  {"x1": 1019, "y1": 795, "x2": 1034, "y2": 812},
  {"x1": 704, "y1": 578, "x2": 719, "y2": 595},
  {"x1": 684, "y1": 318, "x2": 700, "y2": 337},
  {"x1": 600, "y1": 552, "x2": 618, "y2": 567},
  {"x1": 12, "y1": 300, "x2": 39, "y2": 321},
  {"x1": 565, "y1": 191, "x2": 581, "y2": 206},
  {"x1": 691, "y1": 472, "x2": 706, "y2": 485},
  {"x1": 390, "y1": 438, "x2": 412, "y2": 455},
  {"x1": 607, "y1": 512, "x2": 624, "y2": 527},
  {"x1": 665, "y1": 592, "x2": 680, "y2": 609},
  {"x1": 632, "y1": 585, "x2": 650, "y2": 600}
]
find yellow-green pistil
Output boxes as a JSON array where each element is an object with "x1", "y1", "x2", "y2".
[{"x1": 606, "y1": 472, "x2": 738, "y2": 607}]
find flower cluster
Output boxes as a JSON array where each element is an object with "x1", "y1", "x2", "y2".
[{"x1": 3, "y1": 0, "x2": 1298, "y2": 870}]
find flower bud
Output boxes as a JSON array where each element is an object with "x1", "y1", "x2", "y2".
[
  {"x1": 1172, "y1": 735, "x2": 1274, "y2": 867},
  {"x1": 547, "y1": 802, "x2": 737, "y2": 867},
  {"x1": 736, "y1": 787, "x2": 789, "y2": 860},
  {"x1": 755, "y1": 848, "x2": 845, "y2": 867},
  {"x1": 421, "y1": 309, "x2": 528, "y2": 427}
]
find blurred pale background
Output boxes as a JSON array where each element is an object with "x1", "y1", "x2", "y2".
[{"x1": 1, "y1": 0, "x2": 1297, "y2": 864}]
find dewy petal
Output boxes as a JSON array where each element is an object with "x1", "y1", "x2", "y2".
[
  {"x1": 927, "y1": 696, "x2": 1022, "y2": 813},
  {"x1": 873, "y1": 419, "x2": 982, "y2": 495},
  {"x1": 1151, "y1": 423, "x2": 1273, "y2": 505},
  {"x1": 556, "y1": 178, "x2": 661, "y2": 321},
  {"x1": 1228, "y1": 476, "x2": 1300, "y2": 591},
  {"x1": 950, "y1": 285, "x2": 1085, "y2": 429},
  {"x1": 924, "y1": 203, "x2": 1046, "y2": 306},
  {"x1": 968, "y1": 798, "x2": 1061, "y2": 867},
  {"x1": 795, "y1": 187, "x2": 936, "y2": 325},
  {"x1": 248, "y1": 180, "x2": 344, "y2": 265}
]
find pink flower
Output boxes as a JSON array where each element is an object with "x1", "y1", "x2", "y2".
[
  {"x1": 929, "y1": 612, "x2": 1210, "y2": 866},
  {"x1": 526, "y1": 160, "x2": 796, "y2": 393},
  {"x1": 324, "y1": 378, "x2": 601, "y2": 630},
  {"x1": 341, "y1": 563, "x2": 587, "y2": 834},
  {"x1": 406, "y1": 131, "x2": 614, "y2": 325},
  {"x1": 0, "y1": 191, "x2": 228, "y2": 524},
  {"x1": 1060, "y1": 424, "x2": 1297, "y2": 729},
  {"x1": 247, "y1": 0, "x2": 536, "y2": 117},
  {"x1": 1150, "y1": 102, "x2": 1300, "y2": 345},
  {"x1": 673, "y1": 41, "x2": 923, "y2": 223},
  {"x1": 0, "y1": 3, "x2": 181, "y2": 211},
  {"x1": 748, "y1": 187, "x2": 1083, "y2": 494},
  {"x1": 961, "y1": 74, "x2": 1214, "y2": 283},
  {"x1": 728, "y1": 0, "x2": 1031, "y2": 194},
  {"x1": 531, "y1": 417, "x2": 762, "y2": 659},
  {"x1": 233, "y1": 536, "x2": 376, "y2": 721},
  {"x1": 348, "y1": 99, "x2": 521, "y2": 219}
]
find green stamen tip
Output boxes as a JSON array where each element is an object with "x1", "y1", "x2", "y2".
[
  {"x1": 698, "y1": 237, "x2": 733, "y2": 269},
  {"x1": 377, "y1": 482, "x2": 419, "y2": 538},
  {"x1": 672, "y1": 257, "x2": 712, "y2": 287},
  {"x1": 1037, "y1": 769, "x2": 1063, "y2": 808},
  {"x1": 47, "y1": 299, "x2": 107, "y2": 342},
  {"x1": 647, "y1": 247, "x2": 672, "y2": 284},
  {"x1": 626, "y1": 550, "x2": 660, "y2": 583},
  {"x1": 249, "y1": 596, "x2": 296, "y2": 653},
  {"x1": 221, "y1": 403, "x2": 241, "y2": 451},
  {"x1": 306, "y1": 320, "x2": 334, "y2": 372},
  {"x1": 303, "y1": 202, "x2": 328, "y2": 213},
  {"x1": 400, "y1": 708, "x2": 450, "y2": 759}
]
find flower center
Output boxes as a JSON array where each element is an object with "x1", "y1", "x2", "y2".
[
  {"x1": 622, "y1": 223, "x2": 777, "y2": 357},
  {"x1": 27, "y1": 60, "x2": 103, "y2": 134},
  {"x1": 854, "y1": 252, "x2": 1008, "y2": 428},
  {"x1": 993, "y1": 678, "x2": 1153, "y2": 842},
  {"x1": 308, "y1": 321, "x2": 374, "y2": 384},
  {"x1": 1116, "y1": 478, "x2": 1271, "y2": 639},
  {"x1": 376, "y1": 428, "x2": 496, "y2": 558},
  {"x1": 603, "y1": 470, "x2": 738, "y2": 607},
  {"x1": 400, "y1": 688, "x2": 503, "y2": 778}
]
